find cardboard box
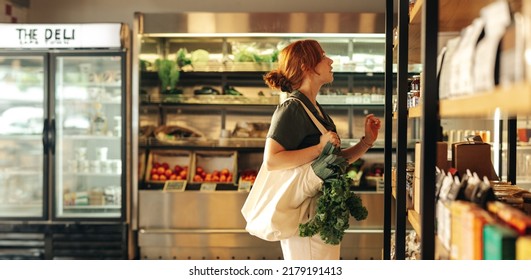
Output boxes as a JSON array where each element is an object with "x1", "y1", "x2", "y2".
[
  {"x1": 516, "y1": 236, "x2": 531, "y2": 260},
  {"x1": 483, "y1": 223, "x2": 518, "y2": 260},
  {"x1": 466, "y1": 208, "x2": 495, "y2": 260},
  {"x1": 451, "y1": 141, "x2": 498, "y2": 180},
  {"x1": 145, "y1": 150, "x2": 192, "y2": 182},
  {"x1": 415, "y1": 142, "x2": 449, "y2": 175},
  {"x1": 191, "y1": 151, "x2": 238, "y2": 184}
]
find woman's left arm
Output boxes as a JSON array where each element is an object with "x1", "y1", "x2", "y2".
[{"x1": 340, "y1": 114, "x2": 381, "y2": 164}]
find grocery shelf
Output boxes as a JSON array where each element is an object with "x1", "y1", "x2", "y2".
[
  {"x1": 66, "y1": 172, "x2": 122, "y2": 176},
  {"x1": 140, "y1": 181, "x2": 238, "y2": 191},
  {"x1": 392, "y1": 107, "x2": 420, "y2": 119},
  {"x1": 140, "y1": 137, "x2": 266, "y2": 151},
  {"x1": 0, "y1": 135, "x2": 41, "y2": 140},
  {"x1": 407, "y1": 209, "x2": 422, "y2": 238},
  {"x1": 407, "y1": 0, "x2": 506, "y2": 64},
  {"x1": 401, "y1": 0, "x2": 528, "y2": 261},
  {"x1": 408, "y1": 106, "x2": 422, "y2": 118},
  {"x1": 406, "y1": 0, "x2": 423, "y2": 64},
  {"x1": 64, "y1": 205, "x2": 121, "y2": 210},
  {"x1": 390, "y1": 171, "x2": 420, "y2": 238},
  {"x1": 439, "y1": 82, "x2": 531, "y2": 118}
]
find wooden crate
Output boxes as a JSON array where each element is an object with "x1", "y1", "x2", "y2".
[
  {"x1": 145, "y1": 150, "x2": 192, "y2": 182},
  {"x1": 191, "y1": 151, "x2": 238, "y2": 184}
]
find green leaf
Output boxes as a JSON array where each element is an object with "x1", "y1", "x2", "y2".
[{"x1": 299, "y1": 141, "x2": 369, "y2": 245}]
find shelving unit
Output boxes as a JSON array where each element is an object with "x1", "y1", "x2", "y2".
[
  {"x1": 393, "y1": 0, "x2": 529, "y2": 260},
  {"x1": 439, "y1": 82, "x2": 531, "y2": 117},
  {"x1": 407, "y1": 209, "x2": 421, "y2": 238},
  {"x1": 407, "y1": 0, "x2": 512, "y2": 63}
]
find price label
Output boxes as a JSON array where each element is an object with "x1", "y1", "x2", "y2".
[
  {"x1": 238, "y1": 180, "x2": 252, "y2": 192},
  {"x1": 200, "y1": 183, "x2": 217, "y2": 192},
  {"x1": 163, "y1": 180, "x2": 187, "y2": 192}
]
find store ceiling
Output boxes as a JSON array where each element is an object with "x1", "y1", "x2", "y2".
[{"x1": 19, "y1": 0, "x2": 393, "y2": 12}]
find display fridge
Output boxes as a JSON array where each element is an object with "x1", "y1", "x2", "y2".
[{"x1": 0, "y1": 23, "x2": 132, "y2": 259}]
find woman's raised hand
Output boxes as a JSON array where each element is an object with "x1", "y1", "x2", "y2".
[{"x1": 364, "y1": 114, "x2": 381, "y2": 145}]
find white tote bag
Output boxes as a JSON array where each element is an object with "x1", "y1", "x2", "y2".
[{"x1": 241, "y1": 98, "x2": 328, "y2": 241}]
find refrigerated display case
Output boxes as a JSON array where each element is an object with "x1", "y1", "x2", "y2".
[{"x1": 0, "y1": 23, "x2": 131, "y2": 259}]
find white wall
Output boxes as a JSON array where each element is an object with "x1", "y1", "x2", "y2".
[{"x1": 27, "y1": 0, "x2": 386, "y2": 27}]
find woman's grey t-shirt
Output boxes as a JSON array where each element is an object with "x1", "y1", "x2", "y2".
[{"x1": 267, "y1": 91, "x2": 337, "y2": 150}]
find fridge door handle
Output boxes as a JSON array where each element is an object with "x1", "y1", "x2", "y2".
[
  {"x1": 42, "y1": 119, "x2": 49, "y2": 149},
  {"x1": 49, "y1": 118, "x2": 56, "y2": 155}
]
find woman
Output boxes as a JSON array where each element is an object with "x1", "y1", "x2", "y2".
[{"x1": 263, "y1": 39, "x2": 381, "y2": 260}]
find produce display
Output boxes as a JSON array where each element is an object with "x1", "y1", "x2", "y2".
[
  {"x1": 154, "y1": 125, "x2": 205, "y2": 143},
  {"x1": 192, "y1": 166, "x2": 234, "y2": 183},
  {"x1": 155, "y1": 59, "x2": 180, "y2": 94},
  {"x1": 239, "y1": 169, "x2": 258, "y2": 184},
  {"x1": 191, "y1": 151, "x2": 237, "y2": 184},
  {"x1": 299, "y1": 142, "x2": 368, "y2": 245},
  {"x1": 149, "y1": 161, "x2": 189, "y2": 181},
  {"x1": 232, "y1": 122, "x2": 270, "y2": 138}
]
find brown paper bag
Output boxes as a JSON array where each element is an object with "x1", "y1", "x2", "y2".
[{"x1": 451, "y1": 137, "x2": 499, "y2": 181}]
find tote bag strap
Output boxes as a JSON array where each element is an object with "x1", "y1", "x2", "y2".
[{"x1": 286, "y1": 97, "x2": 328, "y2": 135}]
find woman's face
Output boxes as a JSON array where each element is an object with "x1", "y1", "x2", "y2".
[{"x1": 312, "y1": 53, "x2": 334, "y2": 84}]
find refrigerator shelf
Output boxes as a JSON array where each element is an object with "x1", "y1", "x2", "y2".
[
  {"x1": 63, "y1": 205, "x2": 120, "y2": 210},
  {"x1": 0, "y1": 170, "x2": 41, "y2": 176},
  {"x1": 65, "y1": 172, "x2": 121, "y2": 176},
  {"x1": 0, "y1": 135, "x2": 41, "y2": 140},
  {"x1": 63, "y1": 135, "x2": 121, "y2": 140},
  {"x1": 59, "y1": 212, "x2": 121, "y2": 218},
  {"x1": 0, "y1": 203, "x2": 41, "y2": 208},
  {"x1": 59, "y1": 82, "x2": 122, "y2": 88},
  {"x1": 60, "y1": 99, "x2": 121, "y2": 105}
]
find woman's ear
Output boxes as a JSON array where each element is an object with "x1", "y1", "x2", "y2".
[{"x1": 300, "y1": 63, "x2": 308, "y2": 72}]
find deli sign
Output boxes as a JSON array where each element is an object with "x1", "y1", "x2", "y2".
[{"x1": 0, "y1": 23, "x2": 123, "y2": 49}]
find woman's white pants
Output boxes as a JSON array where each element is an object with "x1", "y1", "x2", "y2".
[{"x1": 280, "y1": 234, "x2": 340, "y2": 260}]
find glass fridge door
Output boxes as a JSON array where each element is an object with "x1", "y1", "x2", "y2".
[
  {"x1": 53, "y1": 53, "x2": 124, "y2": 219},
  {"x1": 0, "y1": 53, "x2": 46, "y2": 219}
]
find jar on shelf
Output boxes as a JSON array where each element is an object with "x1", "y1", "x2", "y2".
[{"x1": 411, "y1": 75, "x2": 421, "y2": 91}]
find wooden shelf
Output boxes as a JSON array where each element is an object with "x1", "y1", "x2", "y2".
[
  {"x1": 439, "y1": 82, "x2": 531, "y2": 118},
  {"x1": 407, "y1": 0, "x2": 508, "y2": 64},
  {"x1": 408, "y1": 106, "x2": 422, "y2": 118},
  {"x1": 407, "y1": 209, "x2": 422, "y2": 238},
  {"x1": 392, "y1": 106, "x2": 422, "y2": 119},
  {"x1": 407, "y1": 0, "x2": 423, "y2": 64}
]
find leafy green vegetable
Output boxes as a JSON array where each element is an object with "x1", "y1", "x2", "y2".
[
  {"x1": 176, "y1": 48, "x2": 192, "y2": 68},
  {"x1": 190, "y1": 49, "x2": 210, "y2": 65},
  {"x1": 299, "y1": 142, "x2": 368, "y2": 245},
  {"x1": 156, "y1": 59, "x2": 180, "y2": 94}
]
